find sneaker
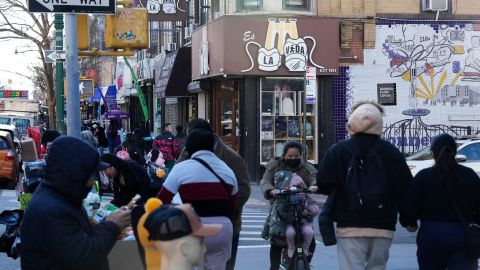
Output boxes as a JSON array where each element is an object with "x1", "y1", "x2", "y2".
[{"x1": 280, "y1": 257, "x2": 291, "y2": 270}]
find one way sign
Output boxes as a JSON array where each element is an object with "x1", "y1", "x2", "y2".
[
  {"x1": 44, "y1": 50, "x2": 65, "y2": 63},
  {"x1": 28, "y1": 0, "x2": 115, "y2": 14}
]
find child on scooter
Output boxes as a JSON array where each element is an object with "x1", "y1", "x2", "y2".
[{"x1": 281, "y1": 174, "x2": 320, "y2": 270}]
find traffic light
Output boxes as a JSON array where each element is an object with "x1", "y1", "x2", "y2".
[
  {"x1": 105, "y1": 8, "x2": 148, "y2": 49},
  {"x1": 77, "y1": 14, "x2": 90, "y2": 50}
]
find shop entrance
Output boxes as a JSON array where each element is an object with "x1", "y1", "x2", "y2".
[{"x1": 212, "y1": 80, "x2": 239, "y2": 152}]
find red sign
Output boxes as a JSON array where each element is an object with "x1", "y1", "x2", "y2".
[{"x1": 0, "y1": 90, "x2": 28, "y2": 99}]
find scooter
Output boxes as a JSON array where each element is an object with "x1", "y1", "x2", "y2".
[{"x1": 276, "y1": 187, "x2": 311, "y2": 270}]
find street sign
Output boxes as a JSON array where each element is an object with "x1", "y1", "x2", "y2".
[
  {"x1": 305, "y1": 66, "x2": 316, "y2": 104},
  {"x1": 28, "y1": 0, "x2": 115, "y2": 14},
  {"x1": 44, "y1": 50, "x2": 66, "y2": 63}
]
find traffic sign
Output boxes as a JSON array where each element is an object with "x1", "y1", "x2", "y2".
[
  {"x1": 28, "y1": 0, "x2": 115, "y2": 14},
  {"x1": 44, "y1": 50, "x2": 66, "y2": 63}
]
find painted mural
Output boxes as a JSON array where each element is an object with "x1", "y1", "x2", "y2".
[
  {"x1": 349, "y1": 21, "x2": 480, "y2": 129},
  {"x1": 346, "y1": 21, "x2": 480, "y2": 154}
]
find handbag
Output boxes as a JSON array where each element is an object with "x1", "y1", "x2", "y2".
[{"x1": 451, "y1": 197, "x2": 480, "y2": 257}]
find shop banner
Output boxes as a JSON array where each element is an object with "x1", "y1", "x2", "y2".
[
  {"x1": 137, "y1": 0, "x2": 188, "y2": 21},
  {"x1": 192, "y1": 16, "x2": 339, "y2": 80}
]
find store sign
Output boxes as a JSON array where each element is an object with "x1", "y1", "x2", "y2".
[
  {"x1": 0, "y1": 90, "x2": 28, "y2": 99},
  {"x1": 138, "y1": 0, "x2": 187, "y2": 21},
  {"x1": 155, "y1": 51, "x2": 177, "y2": 95},
  {"x1": 192, "y1": 16, "x2": 339, "y2": 80},
  {"x1": 305, "y1": 66, "x2": 316, "y2": 104},
  {"x1": 377, "y1": 83, "x2": 397, "y2": 106}
]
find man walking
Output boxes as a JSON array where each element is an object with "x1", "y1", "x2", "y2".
[
  {"x1": 153, "y1": 123, "x2": 179, "y2": 172},
  {"x1": 21, "y1": 136, "x2": 131, "y2": 270},
  {"x1": 316, "y1": 101, "x2": 412, "y2": 270},
  {"x1": 177, "y1": 118, "x2": 251, "y2": 270}
]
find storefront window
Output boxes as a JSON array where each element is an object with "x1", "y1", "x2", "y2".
[{"x1": 260, "y1": 78, "x2": 317, "y2": 164}]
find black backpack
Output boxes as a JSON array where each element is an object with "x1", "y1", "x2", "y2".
[{"x1": 344, "y1": 140, "x2": 388, "y2": 213}]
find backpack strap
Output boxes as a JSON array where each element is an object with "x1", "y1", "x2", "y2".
[{"x1": 192, "y1": 157, "x2": 232, "y2": 198}]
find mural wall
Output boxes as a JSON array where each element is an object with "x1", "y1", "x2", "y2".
[{"x1": 349, "y1": 20, "x2": 480, "y2": 131}]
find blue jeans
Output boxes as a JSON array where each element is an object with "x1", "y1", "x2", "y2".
[
  {"x1": 417, "y1": 221, "x2": 477, "y2": 270},
  {"x1": 108, "y1": 138, "x2": 115, "y2": 153}
]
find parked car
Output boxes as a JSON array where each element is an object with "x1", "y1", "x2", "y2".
[
  {"x1": 406, "y1": 137, "x2": 480, "y2": 176},
  {"x1": 0, "y1": 131, "x2": 20, "y2": 189}
]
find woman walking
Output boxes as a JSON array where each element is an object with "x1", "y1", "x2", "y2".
[{"x1": 404, "y1": 134, "x2": 480, "y2": 270}]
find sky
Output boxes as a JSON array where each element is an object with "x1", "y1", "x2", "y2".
[
  {"x1": 0, "y1": 39, "x2": 37, "y2": 92},
  {"x1": 0, "y1": 0, "x2": 43, "y2": 93}
]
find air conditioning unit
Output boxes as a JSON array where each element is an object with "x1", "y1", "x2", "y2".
[
  {"x1": 167, "y1": 43, "x2": 177, "y2": 51},
  {"x1": 424, "y1": 0, "x2": 448, "y2": 11}
]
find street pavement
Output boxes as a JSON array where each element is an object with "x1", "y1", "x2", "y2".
[
  {"x1": 0, "y1": 183, "x2": 422, "y2": 270},
  {"x1": 236, "y1": 184, "x2": 420, "y2": 270}
]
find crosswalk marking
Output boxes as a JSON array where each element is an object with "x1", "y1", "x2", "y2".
[
  {"x1": 239, "y1": 237, "x2": 267, "y2": 241},
  {"x1": 242, "y1": 225, "x2": 264, "y2": 228},
  {"x1": 242, "y1": 220, "x2": 264, "y2": 223},
  {"x1": 240, "y1": 231, "x2": 261, "y2": 235},
  {"x1": 240, "y1": 208, "x2": 270, "y2": 247}
]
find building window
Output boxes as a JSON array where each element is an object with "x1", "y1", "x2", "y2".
[
  {"x1": 260, "y1": 78, "x2": 317, "y2": 164},
  {"x1": 238, "y1": 0, "x2": 262, "y2": 11},
  {"x1": 283, "y1": 0, "x2": 309, "y2": 10}
]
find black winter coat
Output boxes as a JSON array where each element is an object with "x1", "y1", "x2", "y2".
[
  {"x1": 111, "y1": 160, "x2": 153, "y2": 207},
  {"x1": 316, "y1": 133, "x2": 413, "y2": 231},
  {"x1": 21, "y1": 137, "x2": 120, "y2": 270},
  {"x1": 403, "y1": 165, "x2": 480, "y2": 225}
]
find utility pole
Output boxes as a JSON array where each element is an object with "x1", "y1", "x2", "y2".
[
  {"x1": 54, "y1": 14, "x2": 65, "y2": 134},
  {"x1": 65, "y1": 14, "x2": 80, "y2": 138}
]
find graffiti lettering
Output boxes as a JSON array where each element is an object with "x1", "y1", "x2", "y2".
[
  {"x1": 243, "y1": 31, "x2": 255, "y2": 42},
  {"x1": 385, "y1": 136, "x2": 431, "y2": 147}
]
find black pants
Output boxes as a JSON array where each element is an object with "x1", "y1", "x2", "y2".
[
  {"x1": 270, "y1": 238, "x2": 316, "y2": 270},
  {"x1": 417, "y1": 221, "x2": 477, "y2": 270},
  {"x1": 226, "y1": 233, "x2": 240, "y2": 270}
]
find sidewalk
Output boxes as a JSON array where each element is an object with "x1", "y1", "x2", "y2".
[
  {"x1": 241, "y1": 184, "x2": 419, "y2": 269},
  {"x1": 236, "y1": 243, "x2": 418, "y2": 270}
]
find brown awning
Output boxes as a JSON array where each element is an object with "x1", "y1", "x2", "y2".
[{"x1": 155, "y1": 47, "x2": 191, "y2": 97}]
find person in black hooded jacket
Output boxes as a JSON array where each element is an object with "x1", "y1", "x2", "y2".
[
  {"x1": 101, "y1": 153, "x2": 153, "y2": 207},
  {"x1": 21, "y1": 136, "x2": 131, "y2": 270}
]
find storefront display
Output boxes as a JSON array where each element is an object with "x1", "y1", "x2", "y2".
[{"x1": 260, "y1": 78, "x2": 316, "y2": 163}]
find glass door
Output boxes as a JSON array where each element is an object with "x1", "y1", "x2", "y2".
[{"x1": 213, "y1": 80, "x2": 239, "y2": 151}]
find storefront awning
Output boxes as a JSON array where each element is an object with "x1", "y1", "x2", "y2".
[{"x1": 155, "y1": 47, "x2": 192, "y2": 98}]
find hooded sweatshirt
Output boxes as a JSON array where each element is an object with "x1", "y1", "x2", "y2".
[
  {"x1": 21, "y1": 137, "x2": 120, "y2": 270},
  {"x1": 317, "y1": 102, "x2": 412, "y2": 237}
]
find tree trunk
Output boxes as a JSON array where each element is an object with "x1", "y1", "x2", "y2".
[{"x1": 41, "y1": 49, "x2": 56, "y2": 130}]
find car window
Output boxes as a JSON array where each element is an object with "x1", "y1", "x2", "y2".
[
  {"x1": 406, "y1": 147, "x2": 433, "y2": 161},
  {"x1": 13, "y1": 118, "x2": 31, "y2": 135},
  {"x1": 0, "y1": 118, "x2": 11, "y2": 125},
  {"x1": 458, "y1": 143, "x2": 480, "y2": 161},
  {"x1": 0, "y1": 137, "x2": 10, "y2": 150}
]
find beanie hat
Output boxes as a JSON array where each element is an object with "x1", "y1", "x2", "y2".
[
  {"x1": 187, "y1": 118, "x2": 212, "y2": 134},
  {"x1": 347, "y1": 102, "x2": 383, "y2": 136},
  {"x1": 101, "y1": 153, "x2": 127, "y2": 169},
  {"x1": 185, "y1": 128, "x2": 214, "y2": 156}
]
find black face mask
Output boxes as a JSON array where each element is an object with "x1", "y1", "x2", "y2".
[{"x1": 284, "y1": 158, "x2": 301, "y2": 168}]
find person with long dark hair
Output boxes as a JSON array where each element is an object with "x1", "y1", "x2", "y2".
[{"x1": 404, "y1": 134, "x2": 480, "y2": 269}]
